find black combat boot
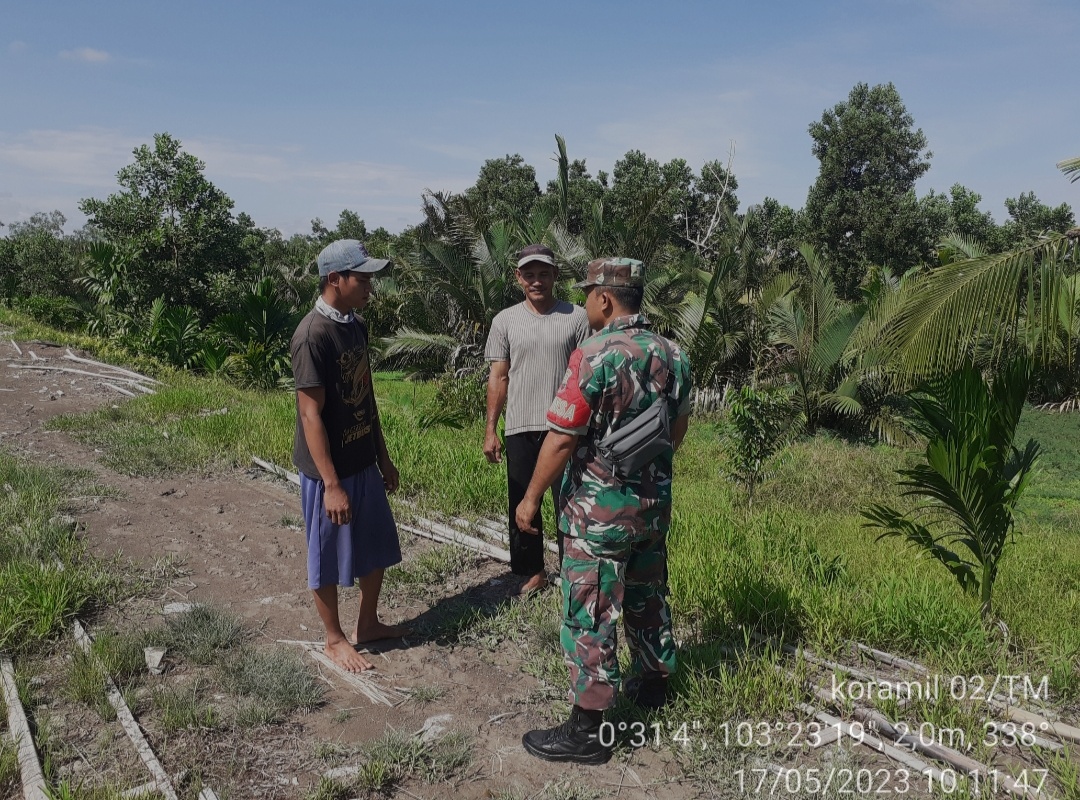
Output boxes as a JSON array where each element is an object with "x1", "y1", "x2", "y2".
[
  {"x1": 521, "y1": 705, "x2": 611, "y2": 764},
  {"x1": 623, "y1": 674, "x2": 668, "y2": 710}
]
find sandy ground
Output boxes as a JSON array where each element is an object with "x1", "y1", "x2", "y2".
[{"x1": 0, "y1": 334, "x2": 706, "y2": 799}]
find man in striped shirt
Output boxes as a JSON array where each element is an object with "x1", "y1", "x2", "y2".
[{"x1": 484, "y1": 244, "x2": 591, "y2": 595}]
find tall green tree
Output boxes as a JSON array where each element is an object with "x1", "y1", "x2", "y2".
[
  {"x1": 79, "y1": 132, "x2": 248, "y2": 315},
  {"x1": 0, "y1": 211, "x2": 82, "y2": 299},
  {"x1": 464, "y1": 154, "x2": 541, "y2": 225},
  {"x1": 804, "y1": 82, "x2": 935, "y2": 299},
  {"x1": 994, "y1": 191, "x2": 1075, "y2": 251}
]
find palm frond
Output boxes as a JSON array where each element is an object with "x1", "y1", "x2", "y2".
[
  {"x1": 1058, "y1": 155, "x2": 1080, "y2": 183},
  {"x1": 880, "y1": 233, "x2": 1075, "y2": 378}
]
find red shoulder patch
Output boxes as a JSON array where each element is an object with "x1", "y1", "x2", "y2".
[{"x1": 547, "y1": 349, "x2": 591, "y2": 430}]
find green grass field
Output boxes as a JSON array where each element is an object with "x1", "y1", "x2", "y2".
[{"x1": 44, "y1": 370, "x2": 1080, "y2": 703}]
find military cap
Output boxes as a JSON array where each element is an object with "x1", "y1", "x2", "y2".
[{"x1": 572, "y1": 257, "x2": 645, "y2": 289}]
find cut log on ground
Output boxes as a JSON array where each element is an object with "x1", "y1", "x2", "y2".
[
  {"x1": 399, "y1": 522, "x2": 510, "y2": 563},
  {"x1": 1, "y1": 655, "x2": 49, "y2": 800},
  {"x1": 102, "y1": 382, "x2": 139, "y2": 398},
  {"x1": 852, "y1": 642, "x2": 929, "y2": 675},
  {"x1": 992, "y1": 702, "x2": 1080, "y2": 745},
  {"x1": 412, "y1": 517, "x2": 512, "y2": 562},
  {"x1": 252, "y1": 456, "x2": 301, "y2": 487},
  {"x1": 63, "y1": 349, "x2": 162, "y2": 384},
  {"x1": 807, "y1": 706, "x2": 957, "y2": 789}
]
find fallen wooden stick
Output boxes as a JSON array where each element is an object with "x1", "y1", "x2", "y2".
[
  {"x1": 120, "y1": 781, "x2": 158, "y2": 799},
  {"x1": 64, "y1": 349, "x2": 162, "y2": 384},
  {"x1": 399, "y1": 522, "x2": 510, "y2": 563},
  {"x1": 991, "y1": 702, "x2": 1080, "y2": 745},
  {"x1": 0, "y1": 655, "x2": 49, "y2": 800},
  {"x1": 7, "y1": 363, "x2": 152, "y2": 387},
  {"x1": 414, "y1": 517, "x2": 512, "y2": 561},
  {"x1": 452, "y1": 515, "x2": 560, "y2": 555},
  {"x1": 9, "y1": 340, "x2": 22, "y2": 357},
  {"x1": 73, "y1": 620, "x2": 180, "y2": 800},
  {"x1": 102, "y1": 383, "x2": 139, "y2": 398},
  {"x1": 807, "y1": 706, "x2": 957, "y2": 789},
  {"x1": 853, "y1": 642, "x2": 928, "y2": 675},
  {"x1": 252, "y1": 456, "x2": 301, "y2": 487}
]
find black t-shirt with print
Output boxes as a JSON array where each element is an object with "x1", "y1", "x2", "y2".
[{"x1": 290, "y1": 309, "x2": 379, "y2": 480}]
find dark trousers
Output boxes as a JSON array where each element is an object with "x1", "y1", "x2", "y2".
[{"x1": 506, "y1": 431, "x2": 564, "y2": 576}]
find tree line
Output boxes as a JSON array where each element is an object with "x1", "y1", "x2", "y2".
[{"x1": 1, "y1": 82, "x2": 1077, "y2": 434}]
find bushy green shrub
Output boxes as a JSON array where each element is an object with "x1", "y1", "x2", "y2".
[{"x1": 10, "y1": 295, "x2": 86, "y2": 331}]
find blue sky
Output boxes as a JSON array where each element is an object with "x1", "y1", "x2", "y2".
[{"x1": 1, "y1": 0, "x2": 1076, "y2": 236}]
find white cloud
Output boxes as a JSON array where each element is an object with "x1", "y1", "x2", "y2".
[
  {"x1": 8, "y1": 41, "x2": 28, "y2": 55},
  {"x1": 59, "y1": 47, "x2": 111, "y2": 64},
  {"x1": 0, "y1": 128, "x2": 139, "y2": 188}
]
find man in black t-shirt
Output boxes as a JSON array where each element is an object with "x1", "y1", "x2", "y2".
[{"x1": 291, "y1": 239, "x2": 407, "y2": 673}]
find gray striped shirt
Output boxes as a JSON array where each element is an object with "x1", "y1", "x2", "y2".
[{"x1": 485, "y1": 300, "x2": 592, "y2": 435}]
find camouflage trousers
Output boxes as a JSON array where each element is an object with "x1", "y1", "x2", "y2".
[{"x1": 560, "y1": 527, "x2": 676, "y2": 710}]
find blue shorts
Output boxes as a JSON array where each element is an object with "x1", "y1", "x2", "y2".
[{"x1": 300, "y1": 464, "x2": 402, "y2": 589}]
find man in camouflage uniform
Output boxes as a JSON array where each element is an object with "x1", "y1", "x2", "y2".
[{"x1": 514, "y1": 257, "x2": 693, "y2": 764}]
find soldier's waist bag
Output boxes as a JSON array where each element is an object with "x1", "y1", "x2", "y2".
[
  {"x1": 595, "y1": 398, "x2": 672, "y2": 480},
  {"x1": 595, "y1": 339, "x2": 677, "y2": 480}
]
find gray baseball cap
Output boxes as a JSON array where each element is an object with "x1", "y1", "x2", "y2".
[{"x1": 316, "y1": 239, "x2": 391, "y2": 277}]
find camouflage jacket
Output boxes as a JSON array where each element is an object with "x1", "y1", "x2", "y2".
[{"x1": 546, "y1": 314, "x2": 693, "y2": 539}]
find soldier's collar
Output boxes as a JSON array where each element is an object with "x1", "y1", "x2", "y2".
[{"x1": 599, "y1": 313, "x2": 650, "y2": 335}]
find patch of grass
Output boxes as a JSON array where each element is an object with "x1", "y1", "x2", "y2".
[
  {"x1": 489, "y1": 789, "x2": 526, "y2": 800},
  {"x1": 752, "y1": 433, "x2": 907, "y2": 514},
  {"x1": 361, "y1": 728, "x2": 472, "y2": 785},
  {"x1": 152, "y1": 679, "x2": 219, "y2": 732},
  {"x1": 144, "y1": 554, "x2": 192, "y2": 588},
  {"x1": 405, "y1": 684, "x2": 446, "y2": 704},
  {"x1": 146, "y1": 604, "x2": 247, "y2": 665},
  {"x1": 0, "y1": 733, "x2": 17, "y2": 800},
  {"x1": 386, "y1": 544, "x2": 475, "y2": 593},
  {"x1": 1048, "y1": 748, "x2": 1080, "y2": 800},
  {"x1": 305, "y1": 777, "x2": 350, "y2": 800},
  {"x1": 47, "y1": 372, "x2": 298, "y2": 477},
  {"x1": 539, "y1": 782, "x2": 603, "y2": 800},
  {"x1": 313, "y1": 740, "x2": 356, "y2": 763},
  {"x1": 90, "y1": 628, "x2": 148, "y2": 683},
  {"x1": 217, "y1": 645, "x2": 324, "y2": 723},
  {"x1": 279, "y1": 514, "x2": 302, "y2": 529},
  {"x1": 67, "y1": 648, "x2": 115, "y2": 720},
  {"x1": 0, "y1": 451, "x2": 125, "y2": 652},
  {"x1": 311, "y1": 729, "x2": 474, "y2": 797}
]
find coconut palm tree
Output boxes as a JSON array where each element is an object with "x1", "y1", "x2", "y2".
[
  {"x1": 863, "y1": 357, "x2": 1040, "y2": 621},
  {"x1": 878, "y1": 158, "x2": 1080, "y2": 382}
]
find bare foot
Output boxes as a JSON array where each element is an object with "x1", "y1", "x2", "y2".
[
  {"x1": 519, "y1": 572, "x2": 548, "y2": 596},
  {"x1": 325, "y1": 638, "x2": 374, "y2": 672},
  {"x1": 354, "y1": 621, "x2": 411, "y2": 643}
]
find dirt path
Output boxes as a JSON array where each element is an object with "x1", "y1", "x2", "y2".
[{"x1": 1, "y1": 337, "x2": 705, "y2": 799}]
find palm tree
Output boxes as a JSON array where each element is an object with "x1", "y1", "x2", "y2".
[
  {"x1": 764, "y1": 244, "x2": 864, "y2": 433},
  {"x1": 862, "y1": 358, "x2": 1040, "y2": 621},
  {"x1": 210, "y1": 274, "x2": 304, "y2": 389},
  {"x1": 878, "y1": 157, "x2": 1080, "y2": 383}
]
